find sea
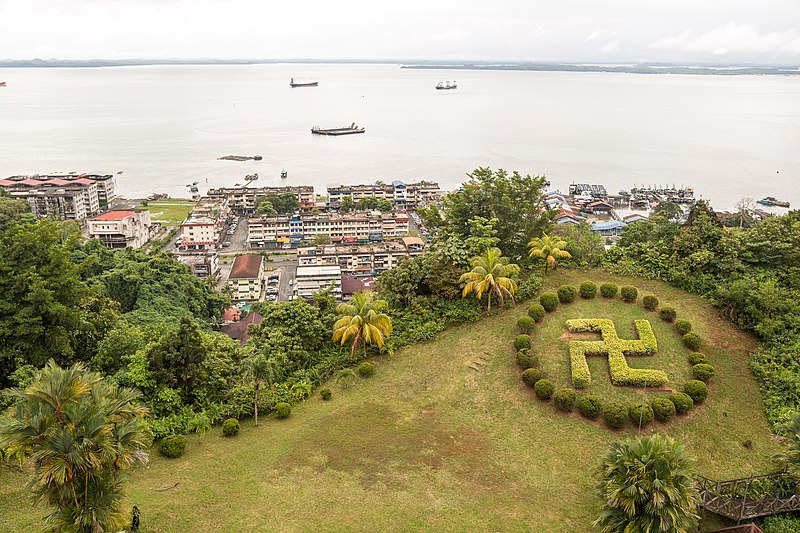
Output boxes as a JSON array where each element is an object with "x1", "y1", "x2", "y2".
[{"x1": 1, "y1": 63, "x2": 798, "y2": 211}]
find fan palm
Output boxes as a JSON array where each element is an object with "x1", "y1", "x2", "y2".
[
  {"x1": 528, "y1": 233, "x2": 572, "y2": 274},
  {"x1": 459, "y1": 247, "x2": 520, "y2": 312},
  {"x1": 594, "y1": 434, "x2": 699, "y2": 533},
  {"x1": 332, "y1": 291, "x2": 393, "y2": 357},
  {"x1": 773, "y1": 413, "x2": 800, "y2": 475},
  {"x1": 240, "y1": 353, "x2": 282, "y2": 427}
]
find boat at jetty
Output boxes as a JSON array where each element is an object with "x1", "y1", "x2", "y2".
[
  {"x1": 290, "y1": 78, "x2": 318, "y2": 88},
  {"x1": 218, "y1": 155, "x2": 262, "y2": 161},
  {"x1": 311, "y1": 123, "x2": 365, "y2": 136},
  {"x1": 0, "y1": 82, "x2": 6, "y2": 87},
  {"x1": 436, "y1": 81, "x2": 457, "y2": 90},
  {"x1": 758, "y1": 196, "x2": 790, "y2": 208}
]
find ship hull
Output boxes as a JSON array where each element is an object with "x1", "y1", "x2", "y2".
[{"x1": 290, "y1": 82, "x2": 318, "y2": 87}]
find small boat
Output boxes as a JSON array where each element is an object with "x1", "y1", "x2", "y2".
[
  {"x1": 311, "y1": 123, "x2": 365, "y2": 136},
  {"x1": 0, "y1": 82, "x2": 6, "y2": 87},
  {"x1": 290, "y1": 78, "x2": 318, "y2": 88},
  {"x1": 758, "y1": 196, "x2": 790, "y2": 207},
  {"x1": 280, "y1": 170, "x2": 288, "y2": 179},
  {"x1": 245, "y1": 173, "x2": 259, "y2": 182},
  {"x1": 253, "y1": 155, "x2": 262, "y2": 161},
  {"x1": 435, "y1": 81, "x2": 457, "y2": 90}
]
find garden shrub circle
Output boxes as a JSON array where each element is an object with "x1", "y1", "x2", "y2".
[
  {"x1": 222, "y1": 418, "x2": 240, "y2": 437},
  {"x1": 160, "y1": 434, "x2": 187, "y2": 458},
  {"x1": 517, "y1": 316, "x2": 536, "y2": 333},
  {"x1": 275, "y1": 402, "x2": 292, "y2": 419},
  {"x1": 514, "y1": 281, "x2": 716, "y2": 429}
]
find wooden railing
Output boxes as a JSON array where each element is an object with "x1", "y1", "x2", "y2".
[{"x1": 698, "y1": 472, "x2": 800, "y2": 522}]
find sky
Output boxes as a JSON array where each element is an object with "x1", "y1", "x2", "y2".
[{"x1": 1, "y1": 0, "x2": 799, "y2": 64}]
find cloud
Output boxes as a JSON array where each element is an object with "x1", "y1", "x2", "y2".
[
  {"x1": 601, "y1": 40, "x2": 620, "y2": 54},
  {"x1": 650, "y1": 24, "x2": 800, "y2": 59}
]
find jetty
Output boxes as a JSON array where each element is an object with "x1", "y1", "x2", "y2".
[
  {"x1": 311, "y1": 123, "x2": 365, "y2": 136},
  {"x1": 218, "y1": 155, "x2": 263, "y2": 162}
]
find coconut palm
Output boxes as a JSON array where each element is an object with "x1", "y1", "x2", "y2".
[
  {"x1": 332, "y1": 291, "x2": 393, "y2": 357},
  {"x1": 240, "y1": 353, "x2": 281, "y2": 427},
  {"x1": 459, "y1": 247, "x2": 520, "y2": 312},
  {"x1": 773, "y1": 413, "x2": 800, "y2": 475},
  {"x1": 594, "y1": 434, "x2": 699, "y2": 533},
  {"x1": 0, "y1": 360, "x2": 151, "y2": 533},
  {"x1": 528, "y1": 233, "x2": 572, "y2": 274}
]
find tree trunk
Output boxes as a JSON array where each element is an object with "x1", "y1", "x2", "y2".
[{"x1": 254, "y1": 382, "x2": 259, "y2": 427}]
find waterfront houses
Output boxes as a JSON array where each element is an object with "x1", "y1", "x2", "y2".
[
  {"x1": 176, "y1": 196, "x2": 230, "y2": 252},
  {"x1": 296, "y1": 236, "x2": 425, "y2": 276},
  {"x1": 88, "y1": 209, "x2": 154, "y2": 249},
  {"x1": 326, "y1": 180, "x2": 441, "y2": 209},
  {"x1": 227, "y1": 254, "x2": 265, "y2": 302},
  {"x1": 207, "y1": 186, "x2": 315, "y2": 214},
  {"x1": 0, "y1": 173, "x2": 117, "y2": 220}
]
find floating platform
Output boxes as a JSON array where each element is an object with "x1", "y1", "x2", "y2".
[
  {"x1": 218, "y1": 155, "x2": 262, "y2": 161},
  {"x1": 311, "y1": 123, "x2": 365, "y2": 136}
]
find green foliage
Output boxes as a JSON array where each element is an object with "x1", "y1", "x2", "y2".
[
  {"x1": 160, "y1": 434, "x2": 187, "y2": 458},
  {"x1": 320, "y1": 388, "x2": 332, "y2": 400},
  {"x1": 688, "y1": 352, "x2": 707, "y2": 365},
  {"x1": 256, "y1": 192, "x2": 299, "y2": 214},
  {"x1": 516, "y1": 276, "x2": 543, "y2": 302},
  {"x1": 668, "y1": 392, "x2": 694, "y2": 414},
  {"x1": 691, "y1": 363, "x2": 715, "y2": 382},
  {"x1": 553, "y1": 222, "x2": 605, "y2": 267},
  {"x1": 684, "y1": 380, "x2": 709, "y2": 403},
  {"x1": 522, "y1": 368, "x2": 543, "y2": 387},
  {"x1": 514, "y1": 334, "x2": 532, "y2": 351},
  {"x1": 335, "y1": 368, "x2": 357, "y2": 388},
  {"x1": 683, "y1": 333, "x2": 702, "y2": 350},
  {"x1": 762, "y1": 514, "x2": 800, "y2": 533},
  {"x1": 620, "y1": 286, "x2": 638, "y2": 302},
  {"x1": 553, "y1": 388, "x2": 578, "y2": 412},
  {"x1": 222, "y1": 418, "x2": 240, "y2": 436},
  {"x1": 517, "y1": 316, "x2": 535, "y2": 333},
  {"x1": 601, "y1": 401, "x2": 628, "y2": 429},
  {"x1": 529, "y1": 234, "x2": 572, "y2": 274},
  {"x1": 577, "y1": 395, "x2": 602, "y2": 420},
  {"x1": 642, "y1": 295, "x2": 659, "y2": 311},
  {"x1": 357, "y1": 361, "x2": 375, "y2": 378},
  {"x1": 274, "y1": 402, "x2": 291, "y2": 419},
  {"x1": 651, "y1": 397, "x2": 677, "y2": 423},
  {"x1": 659, "y1": 306, "x2": 677, "y2": 322},
  {"x1": 600, "y1": 283, "x2": 618, "y2": 298},
  {"x1": 459, "y1": 247, "x2": 520, "y2": 311},
  {"x1": 557, "y1": 284, "x2": 578, "y2": 303},
  {"x1": 675, "y1": 319, "x2": 692, "y2": 335},
  {"x1": 628, "y1": 402, "x2": 654, "y2": 427},
  {"x1": 580, "y1": 281, "x2": 598, "y2": 299},
  {"x1": 516, "y1": 349, "x2": 538, "y2": 369},
  {"x1": 540, "y1": 292, "x2": 559, "y2": 312},
  {"x1": 527, "y1": 304, "x2": 546, "y2": 322},
  {"x1": 534, "y1": 379, "x2": 554, "y2": 399}
]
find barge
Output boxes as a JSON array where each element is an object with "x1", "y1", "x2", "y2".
[
  {"x1": 436, "y1": 81, "x2": 457, "y2": 90},
  {"x1": 311, "y1": 123, "x2": 365, "y2": 136},
  {"x1": 758, "y1": 196, "x2": 790, "y2": 208},
  {"x1": 290, "y1": 78, "x2": 318, "y2": 87}
]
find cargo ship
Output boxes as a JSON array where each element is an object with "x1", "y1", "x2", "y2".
[
  {"x1": 758, "y1": 196, "x2": 790, "y2": 208},
  {"x1": 290, "y1": 78, "x2": 318, "y2": 87},
  {"x1": 436, "y1": 81, "x2": 457, "y2": 90},
  {"x1": 311, "y1": 123, "x2": 365, "y2": 136},
  {"x1": 0, "y1": 82, "x2": 6, "y2": 87}
]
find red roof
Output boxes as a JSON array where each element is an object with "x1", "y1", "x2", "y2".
[
  {"x1": 0, "y1": 179, "x2": 15, "y2": 186},
  {"x1": 93, "y1": 210, "x2": 135, "y2": 221},
  {"x1": 229, "y1": 254, "x2": 264, "y2": 279},
  {"x1": 221, "y1": 308, "x2": 242, "y2": 323},
  {"x1": 221, "y1": 312, "x2": 263, "y2": 345},
  {"x1": 74, "y1": 178, "x2": 95, "y2": 185}
]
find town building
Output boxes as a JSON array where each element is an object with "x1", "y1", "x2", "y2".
[
  {"x1": 176, "y1": 196, "x2": 230, "y2": 252},
  {"x1": 296, "y1": 237, "x2": 425, "y2": 276},
  {"x1": 88, "y1": 209, "x2": 154, "y2": 249},
  {"x1": 206, "y1": 186, "x2": 315, "y2": 214},
  {"x1": 294, "y1": 265, "x2": 342, "y2": 300},
  {"x1": 591, "y1": 220, "x2": 626, "y2": 237},
  {"x1": 326, "y1": 180, "x2": 441, "y2": 209},
  {"x1": 0, "y1": 173, "x2": 119, "y2": 221},
  {"x1": 227, "y1": 254, "x2": 265, "y2": 302},
  {"x1": 584, "y1": 200, "x2": 614, "y2": 215},
  {"x1": 177, "y1": 251, "x2": 219, "y2": 278}
]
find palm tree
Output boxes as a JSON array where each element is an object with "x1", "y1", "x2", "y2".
[
  {"x1": 594, "y1": 434, "x2": 699, "y2": 533},
  {"x1": 335, "y1": 368, "x2": 357, "y2": 389},
  {"x1": 332, "y1": 291, "x2": 393, "y2": 357},
  {"x1": 773, "y1": 413, "x2": 800, "y2": 475},
  {"x1": 0, "y1": 360, "x2": 151, "y2": 533},
  {"x1": 240, "y1": 353, "x2": 281, "y2": 427},
  {"x1": 459, "y1": 247, "x2": 520, "y2": 312},
  {"x1": 528, "y1": 233, "x2": 572, "y2": 274}
]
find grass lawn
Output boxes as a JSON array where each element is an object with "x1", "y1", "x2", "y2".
[
  {"x1": 0, "y1": 269, "x2": 780, "y2": 532},
  {"x1": 140, "y1": 200, "x2": 196, "y2": 226}
]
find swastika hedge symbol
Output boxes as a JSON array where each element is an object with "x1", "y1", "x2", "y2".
[{"x1": 565, "y1": 319, "x2": 669, "y2": 388}]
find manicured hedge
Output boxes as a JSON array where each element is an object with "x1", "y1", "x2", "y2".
[
  {"x1": 516, "y1": 349, "x2": 538, "y2": 369},
  {"x1": 522, "y1": 368, "x2": 543, "y2": 387},
  {"x1": 580, "y1": 281, "x2": 598, "y2": 299},
  {"x1": 688, "y1": 352, "x2": 707, "y2": 365},
  {"x1": 668, "y1": 392, "x2": 694, "y2": 414},
  {"x1": 357, "y1": 361, "x2": 375, "y2": 377},
  {"x1": 517, "y1": 316, "x2": 535, "y2": 333},
  {"x1": 160, "y1": 434, "x2": 187, "y2": 458},
  {"x1": 684, "y1": 380, "x2": 709, "y2": 403},
  {"x1": 642, "y1": 295, "x2": 659, "y2": 311},
  {"x1": 557, "y1": 285, "x2": 578, "y2": 303},
  {"x1": 534, "y1": 379, "x2": 554, "y2": 400},
  {"x1": 675, "y1": 319, "x2": 692, "y2": 335},
  {"x1": 514, "y1": 334, "x2": 532, "y2": 351},
  {"x1": 577, "y1": 395, "x2": 602, "y2": 420},
  {"x1": 275, "y1": 402, "x2": 292, "y2": 418},
  {"x1": 320, "y1": 388, "x2": 332, "y2": 400},
  {"x1": 222, "y1": 418, "x2": 240, "y2": 437},
  {"x1": 600, "y1": 282, "x2": 618, "y2": 298},
  {"x1": 651, "y1": 397, "x2": 677, "y2": 422},
  {"x1": 540, "y1": 292, "x2": 559, "y2": 312},
  {"x1": 683, "y1": 332, "x2": 702, "y2": 350},
  {"x1": 602, "y1": 401, "x2": 628, "y2": 429},
  {"x1": 527, "y1": 304, "x2": 546, "y2": 322},
  {"x1": 620, "y1": 285, "x2": 638, "y2": 302},
  {"x1": 691, "y1": 363, "x2": 715, "y2": 382},
  {"x1": 553, "y1": 388, "x2": 578, "y2": 412},
  {"x1": 629, "y1": 402, "x2": 654, "y2": 427},
  {"x1": 659, "y1": 306, "x2": 677, "y2": 322}
]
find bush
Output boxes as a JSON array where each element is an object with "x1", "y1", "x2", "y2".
[
  {"x1": 517, "y1": 316, "x2": 536, "y2": 333},
  {"x1": 522, "y1": 368, "x2": 543, "y2": 387},
  {"x1": 668, "y1": 392, "x2": 694, "y2": 414},
  {"x1": 553, "y1": 388, "x2": 577, "y2": 412},
  {"x1": 540, "y1": 292, "x2": 559, "y2": 312},
  {"x1": 222, "y1": 418, "x2": 240, "y2": 437},
  {"x1": 527, "y1": 304, "x2": 546, "y2": 322},
  {"x1": 557, "y1": 285, "x2": 578, "y2": 303},
  {"x1": 683, "y1": 332, "x2": 702, "y2": 350},
  {"x1": 688, "y1": 352, "x2": 707, "y2": 365},
  {"x1": 274, "y1": 402, "x2": 292, "y2": 419},
  {"x1": 320, "y1": 388, "x2": 332, "y2": 400},
  {"x1": 160, "y1": 434, "x2": 187, "y2": 458},
  {"x1": 629, "y1": 402, "x2": 654, "y2": 427},
  {"x1": 514, "y1": 334, "x2": 532, "y2": 351},
  {"x1": 675, "y1": 319, "x2": 692, "y2": 335},
  {"x1": 579, "y1": 281, "x2": 598, "y2": 299},
  {"x1": 577, "y1": 395, "x2": 602, "y2": 420},
  {"x1": 602, "y1": 401, "x2": 628, "y2": 429},
  {"x1": 642, "y1": 295, "x2": 659, "y2": 311},
  {"x1": 534, "y1": 379, "x2": 554, "y2": 400},
  {"x1": 762, "y1": 514, "x2": 800, "y2": 533},
  {"x1": 600, "y1": 282, "x2": 618, "y2": 298},
  {"x1": 691, "y1": 363, "x2": 716, "y2": 382},
  {"x1": 684, "y1": 380, "x2": 709, "y2": 403},
  {"x1": 516, "y1": 275, "x2": 543, "y2": 301},
  {"x1": 357, "y1": 361, "x2": 375, "y2": 378},
  {"x1": 651, "y1": 397, "x2": 677, "y2": 423},
  {"x1": 659, "y1": 306, "x2": 677, "y2": 322},
  {"x1": 620, "y1": 285, "x2": 638, "y2": 302},
  {"x1": 516, "y1": 349, "x2": 539, "y2": 369}
]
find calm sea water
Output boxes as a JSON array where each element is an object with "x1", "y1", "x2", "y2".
[{"x1": 0, "y1": 63, "x2": 798, "y2": 211}]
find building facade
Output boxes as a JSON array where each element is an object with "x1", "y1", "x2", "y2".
[
  {"x1": 88, "y1": 209, "x2": 153, "y2": 248},
  {"x1": 326, "y1": 180, "x2": 440, "y2": 209},
  {"x1": 296, "y1": 236, "x2": 425, "y2": 276},
  {"x1": 227, "y1": 254, "x2": 265, "y2": 301},
  {"x1": 294, "y1": 265, "x2": 342, "y2": 300},
  {"x1": 206, "y1": 186, "x2": 315, "y2": 214},
  {"x1": 0, "y1": 174, "x2": 118, "y2": 220},
  {"x1": 177, "y1": 196, "x2": 230, "y2": 252}
]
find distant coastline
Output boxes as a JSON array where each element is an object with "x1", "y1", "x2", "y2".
[{"x1": 400, "y1": 63, "x2": 800, "y2": 76}]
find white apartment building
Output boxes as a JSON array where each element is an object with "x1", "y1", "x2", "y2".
[
  {"x1": 88, "y1": 209, "x2": 153, "y2": 249},
  {"x1": 326, "y1": 180, "x2": 441, "y2": 208},
  {"x1": 227, "y1": 254, "x2": 265, "y2": 301},
  {"x1": 0, "y1": 173, "x2": 117, "y2": 216},
  {"x1": 177, "y1": 196, "x2": 230, "y2": 252},
  {"x1": 294, "y1": 265, "x2": 342, "y2": 300},
  {"x1": 297, "y1": 237, "x2": 425, "y2": 276},
  {"x1": 206, "y1": 186, "x2": 315, "y2": 214}
]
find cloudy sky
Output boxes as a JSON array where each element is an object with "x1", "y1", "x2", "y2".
[{"x1": 1, "y1": 0, "x2": 799, "y2": 64}]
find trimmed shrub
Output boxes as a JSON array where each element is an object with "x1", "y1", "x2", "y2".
[
  {"x1": 534, "y1": 379, "x2": 554, "y2": 400},
  {"x1": 684, "y1": 380, "x2": 709, "y2": 404},
  {"x1": 160, "y1": 434, "x2": 187, "y2": 458},
  {"x1": 651, "y1": 397, "x2": 677, "y2": 423},
  {"x1": 553, "y1": 388, "x2": 578, "y2": 412},
  {"x1": 629, "y1": 402, "x2": 654, "y2": 427},
  {"x1": 516, "y1": 350, "x2": 538, "y2": 369},
  {"x1": 514, "y1": 334, "x2": 532, "y2": 351},
  {"x1": 320, "y1": 388, "x2": 332, "y2": 400},
  {"x1": 527, "y1": 304, "x2": 546, "y2": 322},
  {"x1": 659, "y1": 306, "x2": 677, "y2": 322},
  {"x1": 557, "y1": 285, "x2": 578, "y2": 304},
  {"x1": 600, "y1": 282, "x2": 618, "y2": 298},
  {"x1": 642, "y1": 295, "x2": 659, "y2": 311},
  {"x1": 675, "y1": 319, "x2": 692, "y2": 335},
  {"x1": 683, "y1": 332, "x2": 702, "y2": 350},
  {"x1": 275, "y1": 402, "x2": 292, "y2": 419},
  {"x1": 688, "y1": 352, "x2": 707, "y2": 365},
  {"x1": 577, "y1": 395, "x2": 602, "y2": 420},
  {"x1": 601, "y1": 401, "x2": 628, "y2": 429},
  {"x1": 579, "y1": 281, "x2": 598, "y2": 299},
  {"x1": 222, "y1": 418, "x2": 240, "y2": 437},
  {"x1": 357, "y1": 361, "x2": 375, "y2": 377},
  {"x1": 517, "y1": 316, "x2": 536, "y2": 333},
  {"x1": 691, "y1": 363, "x2": 716, "y2": 382},
  {"x1": 668, "y1": 392, "x2": 694, "y2": 414},
  {"x1": 620, "y1": 285, "x2": 638, "y2": 302},
  {"x1": 540, "y1": 292, "x2": 559, "y2": 312},
  {"x1": 521, "y1": 368, "x2": 543, "y2": 387},
  {"x1": 762, "y1": 514, "x2": 800, "y2": 533}
]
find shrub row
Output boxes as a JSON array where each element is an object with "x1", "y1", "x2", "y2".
[
  {"x1": 600, "y1": 283, "x2": 618, "y2": 298},
  {"x1": 528, "y1": 304, "x2": 546, "y2": 322},
  {"x1": 557, "y1": 285, "x2": 577, "y2": 303},
  {"x1": 642, "y1": 295, "x2": 659, "y2": 311},
  {"x1": 514, "y1": 334, "x2": 532, "y2": 351},
  {"x1": 540, "y1": 292, "x2": 559, "y2": 312},
  {"x1": 580, "y1": 281, "x2": 598, "y2": 299},
  {"x1": 659, "y1": 306, "x2": 677, "y2": 322},
  {"x1": 516, "y1": 349, "x2": 538, "y2": 369},
  {"x1": 553, "y1": 388, "x2": 577, "y2": 411},
  {"x1": 620, "y1": 285, "x2": 638, "y2": 302},
  {"x1": 517, "y1": 316, "x2": 535, "y2": 333}
]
